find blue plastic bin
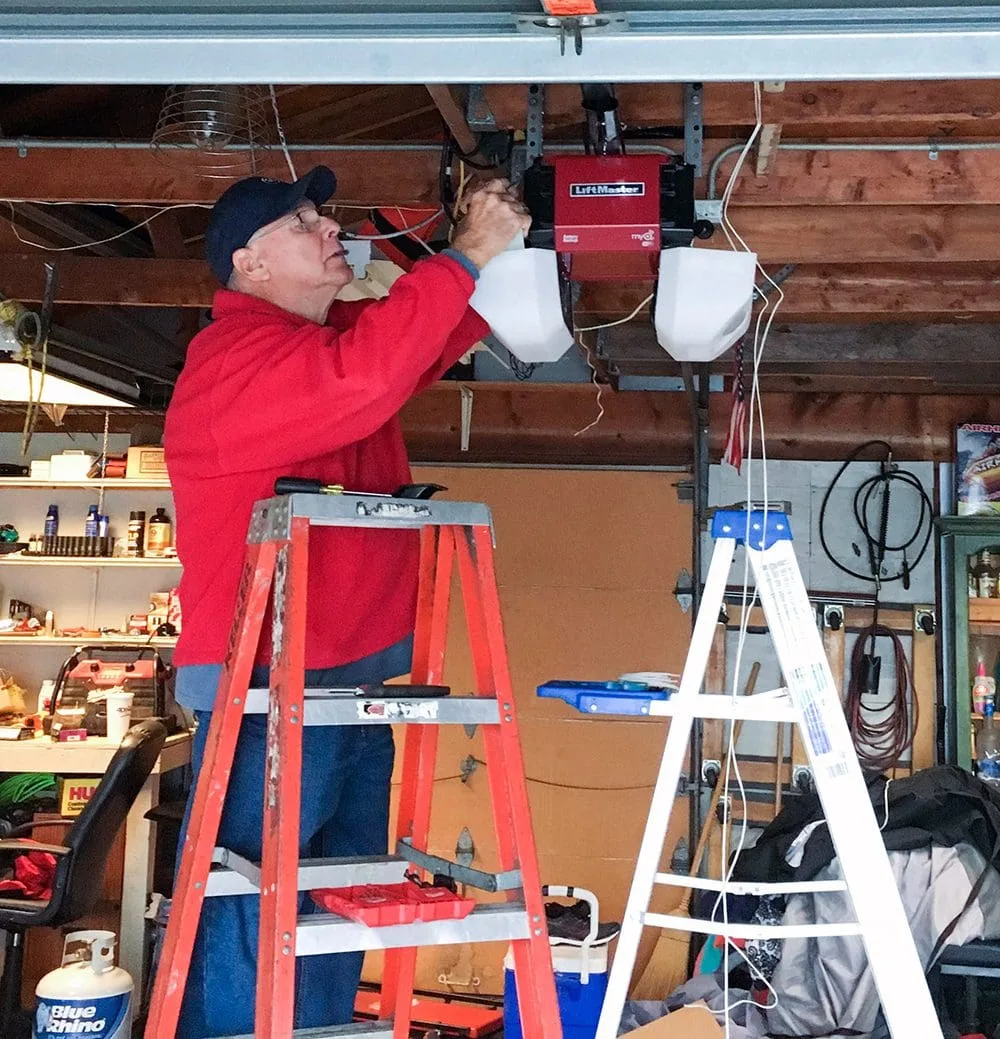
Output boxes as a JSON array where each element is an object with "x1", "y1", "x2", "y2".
[{"x1": 504, "y1": 944, "x2": 608, "y2": 1039}]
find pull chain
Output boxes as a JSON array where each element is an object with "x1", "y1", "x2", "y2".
[{"x1": 98, "y1": 410, "x2": 110, "y2": 516}]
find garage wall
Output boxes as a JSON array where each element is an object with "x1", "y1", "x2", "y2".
[{"x1": 377, "y1": 465, "x2": 695, "y2": 995}]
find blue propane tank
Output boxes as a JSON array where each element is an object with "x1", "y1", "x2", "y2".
[
  {"x1": 33, "y1": 930, "x2": 133, "y2": 1039},
  {"x1": 504, "y1": 942, "x2": 609, "y2": 1039}
]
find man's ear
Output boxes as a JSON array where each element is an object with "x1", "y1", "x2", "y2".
[{"x1": 231, "y1": 246, "x2": 269, "y2": 283}]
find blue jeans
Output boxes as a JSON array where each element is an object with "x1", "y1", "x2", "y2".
[{"x1": 175, "y1": 663, "x2": 400, "y2": 1038}]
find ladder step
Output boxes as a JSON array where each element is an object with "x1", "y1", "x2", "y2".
[
  {"x1": 243, "y1": 688, "x2": 500, "y2": 726},
  {"x1": 214, "y1": 1023, "x2": 393, "y2": 1039},
  {"x1": 647, "y1": 689, "x2": 798, "y2": 723},
  {"x1": 205, "y1": 851, "x2": 407, "y2": 896},
  {"x1": 643, "y1": 911, "x2": 863, "y2": 940},
  {"x1": 255, "y1": 492, "x2": 493, "y2": 534},
  {"x1": 654, "y1": 872, "x2": 848, "y2": 897},
  {"x1": 296, "y1": 902, "x2": 530, "y2": 956}
]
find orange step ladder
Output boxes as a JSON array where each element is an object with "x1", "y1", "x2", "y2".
[{"x1": 145, "y1": 489, "x2": 562, "y2": 1039}]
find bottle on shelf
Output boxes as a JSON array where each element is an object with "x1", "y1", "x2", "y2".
[
  {"x1": 978, "y1": 550, "x2": 999, "y2": 598},
  {"x1": 970, "y1": 552, "x2": 981, "y2": 598},
  {"x1": 84, "y1": 504, "x2": 99, "y2": 537},
  {"x1": 44, "y1": 504, "x2": 58, "y2": 538},
  {"x1": 146, "y1": 508, "x2": 172, "y2": 557},
  {"x1": 973, "y1": 657, "x2": 996, "y2": 716},
  {"x1": 977, "y1": 703, "x2": 1000, "y2": 784},
  {"x1": 126, "y1": 511, "x2": 146, "y2": 558}
]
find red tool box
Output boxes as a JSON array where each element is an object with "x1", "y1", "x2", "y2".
[{"x1": 311, "y1": 881, "x2": 475, "y2": 927}]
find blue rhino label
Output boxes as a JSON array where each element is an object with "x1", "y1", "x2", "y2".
[{"x1": 34, "y1": 993, "x2": 131, "y2": 1038}]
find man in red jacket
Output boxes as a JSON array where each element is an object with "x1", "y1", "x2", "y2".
[{"x1": 163, "y1": 165, "x2": 528, "y2": 1037}]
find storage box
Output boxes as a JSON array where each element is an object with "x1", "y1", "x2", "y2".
[
  {"x1": 125, "y1": 446, "x2": 167, "y2": 479},
  {"x1": 957, "y1": 424, "x2": 1000, "y2": 515},
  {"x1": 48, "y1": 451, "x2": 95, "y2": 481},
  {"x1": 311, "y1": 882, "x2": 475, "y2": 926},
  {"x1": 622, "y1": 1004, "x2": 723, "y2": 1037},
  {"x1": 59, "y1": 777, "x2": 101, "y2": 816}
]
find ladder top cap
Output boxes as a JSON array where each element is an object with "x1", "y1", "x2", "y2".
[{"x1": 711, "y1": 508, "x2": 792, "y2": 550}]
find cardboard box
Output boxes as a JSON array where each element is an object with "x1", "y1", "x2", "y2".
[
  {"x1": 126, "y1": 445, "x2": 167, "y2": 479},
  {"x1": 623, "y1": 1004, "x2": 724, "y2": 1038},
  {"x1": 59, "y1": 777, "x2": 101, "y2": 816},
  {"x1": 957, "y1": 423, "x2": 1000, "y2": 515}
]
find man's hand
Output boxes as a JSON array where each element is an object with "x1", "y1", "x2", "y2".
[{"x1": 450, "y1": 178, "x2": 532, "y2": 271}]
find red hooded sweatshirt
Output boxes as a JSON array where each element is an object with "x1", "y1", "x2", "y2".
[{"x1": 164, "y1": 253, "x2": 489, "y2": 670}]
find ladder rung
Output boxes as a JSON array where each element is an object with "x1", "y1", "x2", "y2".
[
  {"x1": 654, "y1": 873, "x2": 848, "y2": 897},
  {"x1": 643, "y1": 911, "x2": 863, "y2": 940},
  {"x1": 205, "y1": 851, "x2": 407, "y2": 896},
  {"x1": 296, "y1": 902, "x2": 530, "y2": 956},
  {"x1": 647, "y1": 690, "x2": 798, "y2": 723},
  {"x1": 213, "y1": 1023, "x2": 394, "y2": 1039},
  {"x1": 243, "y1": 689, "x2": 500, "y2": 726}
]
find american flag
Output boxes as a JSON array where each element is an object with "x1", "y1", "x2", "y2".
[{"x1": 722, "y1": 334, "x2": 748, "y2": 472}]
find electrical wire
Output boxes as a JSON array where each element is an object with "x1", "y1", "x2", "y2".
[
  {"x1": 572, "y1": 332, "x2": 606, "y2": 437},
  {"x1": 341, "y1": 207, "x2": 445, "y2": 243},
  {"x1": 817, "y1": 440, "x2": 933, "y2": 589},
  {"x1": 574, "y1": 292, "x2": 654, "y2": 333},
  {"x1": 817, "y1": 440, "x2": 932, "y2": 769},
  {"x1": 569, "y1": 288, "x2": 656, "y2": 434},
  {"x1": 442, "y1": 129, "x2": 514, "y2": 171},
  {"x1": 845, "y1": 624, "x2": 917, "y2": 772},
  {"x1": 4, "y1": 200, "x2": 209, "y2": 253},
  {"x1": 268, "y1": 84, "x2": 298, "y2": 180},
  {"x1": 708, "y1": 82, "x2": 790, "y2": 1029}
]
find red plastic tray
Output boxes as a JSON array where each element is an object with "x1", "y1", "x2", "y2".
[{"x1": 311, "y1": 882, "x2": 475, "y2": 927}]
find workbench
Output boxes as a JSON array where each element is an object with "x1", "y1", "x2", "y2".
[{"x1": 2, "y1": 729, "x2": 193, "y2": 998}]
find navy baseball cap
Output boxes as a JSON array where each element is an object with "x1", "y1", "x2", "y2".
[{"x1": 205, "y1": 165, "x2": 337, "y2": 284}]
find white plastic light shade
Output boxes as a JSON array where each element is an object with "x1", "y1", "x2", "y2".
[
  {"x1": 469, "y1": 246, "x2": 574, "y2": 364},
  {"x1": 653, "y1": 247, "x2": 757, "y2": 362}
]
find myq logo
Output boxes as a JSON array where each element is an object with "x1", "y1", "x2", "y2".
[
  {"x1": 569, "y1": 182, "x2": 646, "y2": 197},
  {"x1": 631, "y1": 230, "x2": 656, "y2": 246}
]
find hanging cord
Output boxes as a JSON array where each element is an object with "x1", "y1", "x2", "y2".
[
  {"x1": 818, "y1": 440, "x2": 934, "y2": 592},
  {"x1": 818, "y1": 440, "x2": 932, "y2": 769},
  {"x1": 845, "y1": 623, "x2": 918, "y2": 771}
]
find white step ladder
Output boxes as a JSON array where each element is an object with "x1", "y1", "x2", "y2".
[{"x1": 595, "y1": 506, "x2": 943, "y2": 1039}]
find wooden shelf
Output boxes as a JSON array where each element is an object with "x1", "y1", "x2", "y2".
[
  {"x1": 0, "y1": 635, "x2": 177, "y2": 647},
  {"x1": 0, "y1": 478, "x2": 170, "y2": 491},
  {"x1": 969, "y1": 599, "x2": 1000, "y2": 624},
  {"x1": 0, "y1": 556, "x2": 180, "y2": 567}
]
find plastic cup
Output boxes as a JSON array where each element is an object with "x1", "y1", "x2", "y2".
[{"x1": 105, "y1": 689, "x2": 135, "y2": 743}]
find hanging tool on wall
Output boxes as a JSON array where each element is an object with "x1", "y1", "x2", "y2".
[{"x1": 818, "y1": 440, "x2": 934, "y2": 770}]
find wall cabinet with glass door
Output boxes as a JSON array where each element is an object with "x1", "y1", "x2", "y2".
[{"x1": 938, "y1": 516, "x2": 1000, "y2": 771}]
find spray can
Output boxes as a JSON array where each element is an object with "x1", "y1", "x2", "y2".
[
  {"x1": 33, "y1": 930, "x2": 133, "y2": 1039},
  {"x1": 126, "y1": 511, "x2": 145, "y2": 558},
  {"x1": 84, "y1": 505, "x2": 99, "y2": 538},
  {"x1": 44, "y1": 505, "x2": 59, "y2": 538}
]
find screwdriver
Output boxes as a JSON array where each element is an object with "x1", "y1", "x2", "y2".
[
  {"x1": 273, "y1": 477, "x2": 346, "y2": 496},
  {"x1": 275, "y1": 477, "x2": 447, "y2": 500}
]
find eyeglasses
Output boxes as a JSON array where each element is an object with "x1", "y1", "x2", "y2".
[{"x1": 248, "y1": 206, "x2": 327, "y2": 245}]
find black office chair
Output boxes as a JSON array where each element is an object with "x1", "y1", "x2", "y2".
[{"x1": 0, "y1": 719, "x2": 167, "y2": 1036}]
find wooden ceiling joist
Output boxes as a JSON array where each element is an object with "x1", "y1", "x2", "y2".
[
  {"x1": 5, "y1": 141, "x2": 1000, "y2": 210},
  {"x1": 3, "y1": 256, "x2": 1000, "y2": 323},
  {"x1": 578, "y1": 263, "x2": 1000, "y2": 323},
  {"x1": 0, "y1": 385, "x2": 995, "y2": 466},
  {"x1": 0, "y1": 147, "x2": 442, "y2": 207},
  {"x1": 484, "y1": 81, "x2": 1000, "y2": 138}
]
